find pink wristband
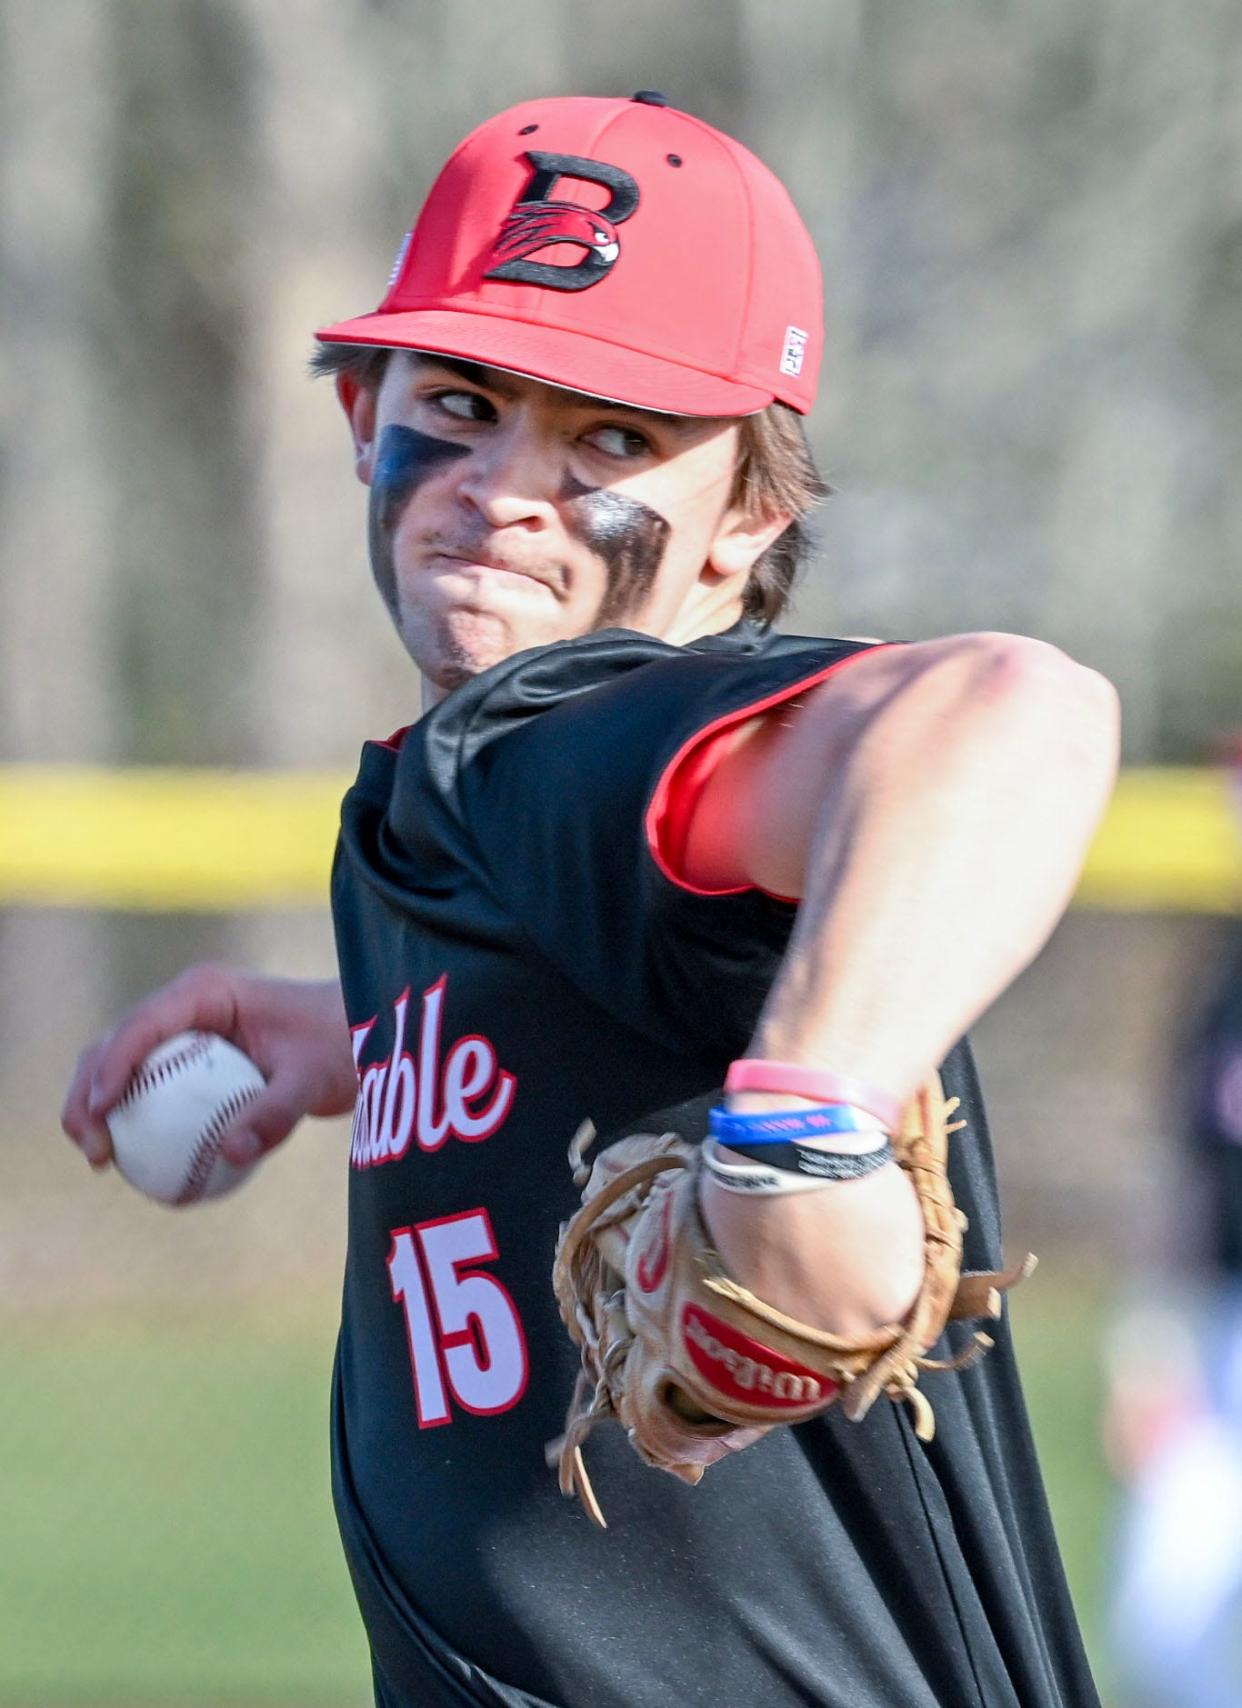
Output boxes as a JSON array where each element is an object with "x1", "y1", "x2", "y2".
[{"x1": 724, "y1": 1059, "x2": 904, "y2": 1131}]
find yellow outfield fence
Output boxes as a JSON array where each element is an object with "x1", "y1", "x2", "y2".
[
  {"x1": 0, "y1": 763, "x2": 1238, "y2": 914},
  {"x1": 0, "y1": 766, "x2": 343, "y2": 911}
]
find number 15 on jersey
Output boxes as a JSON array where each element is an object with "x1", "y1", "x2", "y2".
[{"x1": 388, "y1": 1209, "x2": 529, "y2": 1426}]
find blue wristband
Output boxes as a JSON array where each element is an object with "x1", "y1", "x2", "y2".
[{"x1": 708, "y1": 1103, "x2": 888, "y2": 1147}]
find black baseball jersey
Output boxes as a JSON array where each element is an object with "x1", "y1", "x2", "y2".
[{"x1": 329, "y1": 620, "x2": 1099, "y2": 1708}]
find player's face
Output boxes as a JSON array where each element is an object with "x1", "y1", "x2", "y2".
[{"x1": 340, "y1": 354, "x2": 787, "y2": 697}]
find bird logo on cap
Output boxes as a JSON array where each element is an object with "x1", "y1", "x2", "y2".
[
  {"x1": 491, "y1": 201, "x2": 621, "y2": 273},
  {"x1": 485, "y1": 150, "x2": 640, "y2": 293}
]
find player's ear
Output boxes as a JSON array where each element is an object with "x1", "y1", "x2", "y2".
[
  {"x1": 336, "y1": 372, "x2": 379, "y2": 486},
  {"x1": 705, "y1": 504, "x2": 793, "y2": 582}
]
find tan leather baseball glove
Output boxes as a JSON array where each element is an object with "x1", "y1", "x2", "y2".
[{"x1": 549, "y1": 1078, "x2": 1033, "y2": 1526}]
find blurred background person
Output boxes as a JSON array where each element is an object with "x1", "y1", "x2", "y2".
[{"x1": 1106, "y1": 748, "x2": 1242, "y2": 1708}]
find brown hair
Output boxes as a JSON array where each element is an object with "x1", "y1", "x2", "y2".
[{"x1": 310, "y1": 344, "x2": 826, "y2": 625}]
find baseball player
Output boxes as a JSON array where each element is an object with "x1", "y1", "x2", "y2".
[{"x1": 62, "y1": 94, "x2": 1118, "y2": 1707}]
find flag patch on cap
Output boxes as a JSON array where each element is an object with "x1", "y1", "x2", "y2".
[
  {"x1": 386, "y1": 232, "x2": 412, "y2": 291},
  {"x1": 779, "y1": 325, "x2": 809, "y2": 378}
]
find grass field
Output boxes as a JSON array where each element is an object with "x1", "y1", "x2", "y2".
[
  {"x1": 0, "y1": 1302, "x2": 370, "y2": 1708},
  {"x1": 1011, "y1": 1272, "x2": 1117, "y2": 1691},
  {"x1": 0, "y1": 1274, "x2": 1119, "y2": 1707}
]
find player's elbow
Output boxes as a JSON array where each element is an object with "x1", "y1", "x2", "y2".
[{"x1": 956, "y1": 632, "x2": 1121, "y2": 802}]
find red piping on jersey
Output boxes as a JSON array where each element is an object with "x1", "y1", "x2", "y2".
[
  {"x1": 373, "y1": 724, "x2": 413, "y2": 753},
  {"x1": 644, "y1": 646, "x2": 894, "y2": 900}
]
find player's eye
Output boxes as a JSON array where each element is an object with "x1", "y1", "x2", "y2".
[
  {"x1": 428, "y1": 389, "x2": 496, "y2": 424},
  {"x1": 583, "y1": 423, "x2": 654, "y2": 460}
]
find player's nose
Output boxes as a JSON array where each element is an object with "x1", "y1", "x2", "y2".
[{"x1": 456, "y1": 412, "x2": 561, "y2": 529}]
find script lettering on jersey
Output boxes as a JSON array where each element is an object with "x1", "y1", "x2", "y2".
[{"x1": 349, "y1": 976, "x2": 517, "y2": 1168}]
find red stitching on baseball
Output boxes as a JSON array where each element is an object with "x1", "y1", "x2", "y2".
[
  {"x1": 174, "y1": 1081, "x2": 262, "y2": 1206},
  {"x1": 114, "y1": 1032, "x2": 214, "y2": 1114}
]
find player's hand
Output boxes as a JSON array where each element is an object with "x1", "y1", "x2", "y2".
[
  {"x1": 698, "y1": 1161, "x2": 926, "y2": 1339},
  {"x1": 61, "y1": 965, "x2": 358, "y2": 1172},
  {"x1": 699, "y1": 1086, "x2": 926, "y2": 1338}
]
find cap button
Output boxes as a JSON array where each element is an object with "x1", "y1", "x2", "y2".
[{"x1": 631, "y1": 90, "x2": 670, "y2": 107}]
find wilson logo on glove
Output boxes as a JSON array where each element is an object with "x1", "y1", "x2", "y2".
[{"x1": 681, "y1": 1304, "x2": 832, "y2": 1409}]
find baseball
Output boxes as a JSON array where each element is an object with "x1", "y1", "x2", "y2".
[{"x1": 105, "y1": 1031, "x2": 266, "y2": 1206}]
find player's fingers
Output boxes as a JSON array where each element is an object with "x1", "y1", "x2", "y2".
[
  {"x1": 217, "y1": 1072, "x2": 311, "y2": 1167},
  {"x1": 84, "y1": 967, "x2": 238, "y2": 1119},
  {"x1": 61, "y1": 1043, "x2": 116, "y2": 1169},
  {"x1": 62, "y1": 1042, "x2": 101, "y2": 1138}
]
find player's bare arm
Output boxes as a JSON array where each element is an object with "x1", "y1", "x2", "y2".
[
  {"x1": 61, "y1": 966, "x2": 357, "y2": 1170},
  {"x1": 688, "y1": 632, "x2": 1120, "y2": 1334}
]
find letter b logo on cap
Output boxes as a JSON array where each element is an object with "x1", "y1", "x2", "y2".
[{"x1": 485, "y1": 151, "x2": 640, "y2": 293}]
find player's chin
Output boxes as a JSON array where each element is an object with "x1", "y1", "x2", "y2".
[{"x1": 408, "y1": 607, "x2": 550, "y2": 690}]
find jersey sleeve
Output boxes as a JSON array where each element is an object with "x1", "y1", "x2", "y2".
[{"x1": 456, "y1": 638, "x2": 881, "y2": 1058}]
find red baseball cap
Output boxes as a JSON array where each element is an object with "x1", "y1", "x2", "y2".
[{"x1": 315, "y1": 92, "x2": 822, "y2": 417}]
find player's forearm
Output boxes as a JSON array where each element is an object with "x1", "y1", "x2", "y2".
[
  {"x1": 699, "y1": 636, "x2": 1117, "y2": 1333},
  {"x1": 745, "y1": 634, "x2": 1119, "y2": 1096}
]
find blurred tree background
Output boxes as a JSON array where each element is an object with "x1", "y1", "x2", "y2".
[{"x1": 1, "y1": 2, "x2": 1239, "y2": 1704}]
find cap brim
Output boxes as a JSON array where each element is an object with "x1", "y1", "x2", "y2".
[{"x1": 314, "y1": 307, "x2": 776, "y2": 418}]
